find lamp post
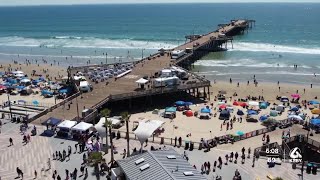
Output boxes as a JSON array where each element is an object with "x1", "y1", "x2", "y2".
[
  {"x1": 105, "y1": 52, "x2": 108, "y2": 65},
  {"x1": 7, "y1": 94, "x2": 12, "y2": 121}
]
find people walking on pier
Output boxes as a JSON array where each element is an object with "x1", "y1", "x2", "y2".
[
  {"x1": 241, "y1": 153, "x2": 245, "y2": 164},
  {"x1": 234, "y1": 152, "x2": 238, "y2": 163},
  {"x1": 225, "y1": 154, "x2": 229, "y2": 165},
  {"x1": 241, "y1": 147, "x2": 245, "y2": 155},
  {"x1": 230, "y1": 152, "x2": 234, "y2": 162},
  {"x1": 247, "y1": 147, "x2": 251, "y2": 159},
  {"x1": 213, "y1": 161, "x2": 217, "y2": 172},
  {"x1": 218, "y1": 156, "x2": 222, "y2": 169},
  {"x1": 9, "y1": 137, "x2": 13, "y2": 146},
  {"x1": 178, "y1": 137, "x2": 182, "y2": 147}
]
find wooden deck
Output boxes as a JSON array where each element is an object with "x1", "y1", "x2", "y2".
[{"x1": 31, "y1": 19, "x2": 252, "y2": 124}]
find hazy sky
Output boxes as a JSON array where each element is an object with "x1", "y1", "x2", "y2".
[{"x1": 1, "y1": 0, "x2": 319, "y2": 6}]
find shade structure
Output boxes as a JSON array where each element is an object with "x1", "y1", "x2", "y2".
[
  {"x1": 14, "y1": 73, "x2": 24, "y2": 77},
  {"x1": 309, "y1": 100, "x2": 320, "y2": 105},
  {"x1": 291, "y1": 94, "x2": 300, "y2": 98},
  {"x1": 237, "y1": 109, "x2": 244, "y2": 116},
  {"x1": 16, "y1": 85, "x2": 25, "y2": 90},
  {"x1": 270, "y1": 110, "x2": 278, "y2": 117},
  {"x1": 236, "y1": 131, "x2": 244, "y2": 136},
  {"x1": 94, "y1": 117, "x2": 107, "y2": 138},
  {"x1": 12, "y1": 71, "x2": 24, "y2": 74},
  {"x1": 41, "y1": 90, "x2": 53, "y2": 95},
  {"x1": 219, "y1": 109, "x2": 230, "y2": 120},
  {"x1": 185, "y1": 110, "x2": 193, "y2": 117},
  {"x1": 134, "y1": 120, "x2": 164, "y2": 145},
  {"x1": 41, "y1": 117, "x2": 62, "y2": 126},
  {"x1": 239, "y1": 102, "x2": 247, "y2": 107},
  {"x1": 20, "y1": 79, "x2": 30, "y2": 83},
  {"x1": 219, "y1": 104, "x2": 227, "y2": 109},
  {"x1": 280, "y1": 96, "x2": 289, "y2": 102},
  {"x1": 165, "y1": 107, "x2": 177, "y2": 113},
  {"x1": 288, "y1": 115, "x2": 303, "y2": 121},
  {"x1": 311, "y1": 108, "x2": 320, "y2": 115},
  {"x1": 260, "y1": 115, "x2": 269, "y2": 121},
  {"x1": 185, "y1": 102, "x2": 193, "y2": 106},
  {"x1": 57, "y1": 120, "x2": 77, "y2": 129},
  {"x1": 0, "y1": 85, "x2": 6, "y2": 90},
  {"x1": 310, "y1": 119, "x2": 320, "y2": 126},
  {"x1": 200, "y1": 108, "x2": 211, "y2": 114},
  {"x1": 291, "y1": 106, "x2": 299, "y2": 111},
  {"x1": 276, "y1": 105, "x2": 285, "y2": 112},
  {"x1": 247, "y1": 110, "x2": 258, "y2": 115},
  {"x1": 71, "y1": 122, "x2": 93, "y2": 132},
  {"x1": 249, "y1": 101, "x2": 259, "y2": 106},
  {"x1": 233, "y1": 101, "x2": 239, "y2": 106},
  {"x1": 175, "y1": 101, "x2": 185, "y2": 106},
  {"x1": 259, "y1": 102, "x2": 268, "y2": 109},
  {"x1": 32, "y1": 100, "x2": 39, "y2": 106}
]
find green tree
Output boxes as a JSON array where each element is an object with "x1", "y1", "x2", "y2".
[
  {"x1": 121, "y1": 111, "x2": 131, "y2": 157},
  {"x1": 100, "y1": 108, "x2": 111, "y2": 154},
  {"x1": 105, "y1": 119, "x2": 115, "y2": 162}
]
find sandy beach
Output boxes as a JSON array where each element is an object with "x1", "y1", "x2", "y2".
[{"x1": 120, "y1": 80, "x2": 320, "y2": 143}]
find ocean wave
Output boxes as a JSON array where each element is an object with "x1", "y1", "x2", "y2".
[
  {"x1": 207, "y1": 71, "x2": 317, "y2": 76},
  {"x1": 0, "y1": 36, "x2": 178, "y2": 50},
  {"x1": 230, "y1": 42, "x2": 320, "y2": 55},
  {"x1": 194, "y1": 59, "x2": 312, "y2": 69}
]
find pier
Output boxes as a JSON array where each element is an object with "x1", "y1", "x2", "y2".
[{"x1": 32, "y1": 19, "x2": 254, "y2": 124}]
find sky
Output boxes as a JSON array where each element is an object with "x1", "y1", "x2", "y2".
[{"x1": 0, "y1": 0, "x2": 319, "y2": 6}]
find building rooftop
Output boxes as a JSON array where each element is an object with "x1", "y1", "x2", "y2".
[{"x1": 117, "y1": 148, "x2": 206, "y2": 180}]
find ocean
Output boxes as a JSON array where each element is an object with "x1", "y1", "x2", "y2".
[{"x1": 0, "y1": 3, "x2": 319, "y2": 84}]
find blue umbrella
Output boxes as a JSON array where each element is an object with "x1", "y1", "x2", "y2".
[
  {"x1": 59, "y1": 89, "x2": 68, "y2": 94},
  {"x1": 32, "y1": 100, "x2": 39, "y2": 106},
  {"x1": 248, "y1": 110, "x2": 258, "y2": 115},
  {"x1": 165, "y1": 107, "x2": 177, "y2": 112},
  {"x1": 310, "y1": 119, "x2": 320, "y2": 126},
  {"x1": 259, "y1": 115, "x2": 268, "y2": 121},
  {"x1": 38, "y1": 77, "x2": 46, "y2": 81},
  {"x1": 201, "y1": 108, "x2": 211, "y2": 113},
  {"x1": 32, "y1": 79, "x2": 40, "y2": 85},
  {"x1": 309, "y1": 100, "x2": 320, "y2": 105},
  {"x1": 237, "y1": 110, "x2": 244, "y2": 116},
  {"x1": 236, "y1": 131, "x2": 244, "y2": 136},
  {"x1": 175, "y1": 101, "x2": 185, "y2": 106},
  {"x1": 291, "y1": 107, "x2": 299, "y2": 111},
  {"x1": 16, "y1": 85, "x2": 25, "y2": 90},
  {"x1": 185, "y1": 102, "x2": 193, "y2": 106}
]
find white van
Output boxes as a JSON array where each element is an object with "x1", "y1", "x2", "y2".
[{"x1": 79, "y1": 81, "x2": 91, "y2": 92}]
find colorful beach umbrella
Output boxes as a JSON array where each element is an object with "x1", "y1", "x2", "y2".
[
  {"x1": 291, "y1": 94, "x2": 300, "y2": 98},
  {"x1": 200, "y1": 108, "x2": 211, "y2": 114},
  {"x1": 309, "y1": 100, "x2": 320, "y2": 105},
  {"x1": 32, "y1": 100, "x2": 39, "y2": 106},
  {"x1": 236, "y1": 131, "x2": 244, "y2": 136},
  {"x1": 219, "y1": 104, "x2": 227, "y2": 109},
  {"x1": 175, "y1": 101, "x2": 185, "y2": 106}
]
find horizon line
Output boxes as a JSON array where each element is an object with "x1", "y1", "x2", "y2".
[{"x1": 1, "y1": 2, "x2": 320, "y2": 7}]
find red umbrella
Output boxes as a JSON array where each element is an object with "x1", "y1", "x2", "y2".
[
  {"x1": 239, "y1": 102, "x2": 247, "y2": 107},
  {"x1": 0, "y1": 85, "x2": 6, "y2": 90},
  {"x1": 185, "y1": 110, "x2": 193, "y2": 117},
  {"x1": 219, "y1": 104, "x2": 227, "y2": 109},
  {"x1": 233, "y1": 101, "x2": 239, "y2": 106}
]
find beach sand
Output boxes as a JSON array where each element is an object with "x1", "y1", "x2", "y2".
[
  {"x1": 120, "y1": 81, "x2": 320, "y2": 145},
  {"x1": 0, "y1": 63, "x2": 67, "y2": 106}
]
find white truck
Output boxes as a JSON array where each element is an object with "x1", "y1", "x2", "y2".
[
  {"x1": 171, "y1": 50, "x2": 185, "y2": 59},
  {"x1": 79, "y1": 81, "x2": 91, "y2": 92},
  {"x1": 154, "y1": 76, "x2": 179, "y2": 87}
]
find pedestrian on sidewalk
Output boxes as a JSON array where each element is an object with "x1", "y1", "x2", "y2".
[
  {"x1": 9, "y1": 137, "x2": 14, "y2": 146},
  {"x1": 225, "y1": 154, "x2": 229, "y2": 165},
  {"x1": 34, "y1": 170, "x2": 37, "y2": 179},
  {"x1": 252, "y1": 155, "x2": 256, "y2": 167},
  {"x1": 247, "y1": 147, "x2": 251, "y2": 159},
  {"x1": 241, "y1": 153, "x2": 245, "y2": 164},
  {"x1": 234, "y1": 152, "x2": 238, "y2": 164},
  {"x1": 213, "y1": 161, "x2": 217, "y2": 172},
  {"x1": 230, "y1": 152, "x2": 234, "y2": 162}
]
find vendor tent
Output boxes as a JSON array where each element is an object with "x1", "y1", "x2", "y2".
[
  {"x1": 237, "y1": 109, "x2": 244, "y2": 116},
  {"x1": 41, "y1": 117, "x2": 62, "y2": 126},
  {"x1": 201, "y1": 108, "x2": 211, "y2": 114},
  {"x1": 57, "y1": 120, "x2": 77, "y2": 129},
  {"x1": 185, "y1": 110, "x2": 193, "y2": 117},
  {"x1": 219, "y1": 110, "x2": 230, "y2": 120},
  {"x1": 71, "y1": 122, "x2": 93, "y2": 132},
  {"x1": 311, "y1": 108, "x2": 320, "y2": 115},
  {"x1": 134, "y1": 120, "x2": 164, "y2": 147},
  {"x1": 233, "y1": 101, "x2": 239, "y2": 106}
]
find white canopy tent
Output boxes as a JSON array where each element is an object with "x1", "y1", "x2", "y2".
[
  {"x1": 136, "y1": 78, "x2": 149, "y2": 84},
  {"x1": 248, "y1": 101, "x2": 259, "y2": 106},
  {"x1": 134, "y1": 120, "x2": 164, "y2": 148},
  {"x1": 57, "y1": 120, "x2": 77, "y2": 129},
  {"x1": 94, "y1": 117, "x2": 121, "y2": 138},
  {"x1": 71, "y1": 122, "x2": 93, "y2": 132}
]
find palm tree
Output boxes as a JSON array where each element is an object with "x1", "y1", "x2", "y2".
[
  {"x1": 121, "y1": 111, "x2": 131, "y2": 157},
  {"x1": 105, "y1": 119, "x2": 114, "y2": 162},
  {"x1": 100, "y1": 108, "x2": 111, "y2": 154}
]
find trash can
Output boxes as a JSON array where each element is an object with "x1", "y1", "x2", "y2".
[
  {"x1": 306, "y1": 163, "x2": 312, "y2": 174},
  {"x1": 189, "y1": 142, "x2": 194, "y2": 151},
  {"x1": 312, "y1": 165, "x2": 318, "y2": 175},
  {"x1": 185, "y1": 141, "x2": 189, "y2": 150}
]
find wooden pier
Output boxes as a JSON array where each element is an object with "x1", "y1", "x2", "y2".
[{"x1": 31, "y1": 19, "x2": 254, "y2": 124}]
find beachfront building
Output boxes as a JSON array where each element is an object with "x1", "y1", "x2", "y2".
[{"x1": 114, "y1": 148, "x2": 206, "y2": 180}]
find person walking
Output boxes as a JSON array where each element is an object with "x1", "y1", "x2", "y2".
[
  {"x1": 218, "y1": 156, "x2": 222, "y2": 169},
  {"x1": 241, "y1": 153, "x2": 245, "y2": 164},
  {"x1": 247, "y1": 147, "x2": 251, "y2": 159},
  {"x1": 16, "y1": 167, "x2": 21, "y2": 178},
  {"x1": 225, "y1": 154, "x2": 229, "y2": 165},
  {"x1": 9, "y1": 137, "x2": 13, "y2": 146},
  {"x1": 85, "y1": 168, "x2": 88, "y2": 177},
  {"x1": 34, "y1": 170, "x2": 37, "y2": 179},
  {"x1": 230, "y1": 152, "x2": 234, "y2": 162},
  {"x1": 252, "y1": 154, "x2": 256, "y2": 167},
  {"x1": 57, "y1": 175, "x2": 61, "y2": 180},
  {"x1": 73, "y1": 168, "x2": 78, "y2": 180},
  {"x1": 241, "y1": 147, "x2": 245, "y2": 155},
  {"x1": 235, "y1": 152, "x2": 238, "y2": 163}
]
